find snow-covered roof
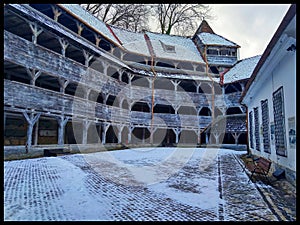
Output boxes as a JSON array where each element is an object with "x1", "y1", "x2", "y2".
[
  {"x1": 146, "y1": 32, "x2": 205, "y2": 63},
  {"x1": 197, "y1": 32, "x2": 239, "y2": 47},
  {"x1": 58, "y1": 4, "x2": 119, "y2": 45},
  {"x1": 223, "y1": 55, "x2": 261, "y2": 84},
  {"x1": 110, "y1": 26, "x2": 151, "y2": 57}
]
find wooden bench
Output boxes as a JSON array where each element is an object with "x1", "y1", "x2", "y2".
[{"x1": 247, "y1": 157, "x2": 272, "y2": 184}]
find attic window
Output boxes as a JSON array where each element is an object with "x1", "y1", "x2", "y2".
[{"x1": 160, "y1": 41, "x2": 176, "y2": 53}]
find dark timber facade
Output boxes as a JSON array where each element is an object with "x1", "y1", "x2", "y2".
[{"x1": 4, "y1": 4, "x2": 250, "y2": 159}]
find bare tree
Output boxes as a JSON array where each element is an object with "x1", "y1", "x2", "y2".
[
  {"x1": 152, "y1": 4, "x2": 212, "y2": 36},
  {"x1": 80, "y1": 4, "x2": 151, "y2": 32}
]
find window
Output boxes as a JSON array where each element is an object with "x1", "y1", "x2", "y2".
[
  {"x1": 207, "y1": 48, "x2": 218, "y2": 55},
  {"x1": 273, "y1": 86, "x2": 286, "y2": 156},
  {"x1": 249, "y1": 111, "x2": 254, "y2": 149},
  {"x1": 160, "y1": 41, "x2": 175, "y2": 53},
  {"x1": 254, "y1": 107, "x2": 260, "y2": 151},
  {"x1": 261, "y1": 99, "x2": 270, "y2": 153}
]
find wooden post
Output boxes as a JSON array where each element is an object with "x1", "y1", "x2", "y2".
[
  {"x1": 58, "y1": 38, "x2": 69, "y2": 57},
  {"x1": 231, "y1": 132, "x2": 241, "y2": 145},
  {"x1": 128, "y1": 126, "x2": 134, "y2": 144},
  {"x1": 58, "y1": 78, "x2": 69, "y2": 94},
  {"x1": 82, "y1": 120, "x2": 91, "y2": 144},
  {"x1": 83, "y1": 49, "x2": 94, "y2": 67},
  {"x1": 57, "y1": 116, "x2": 69, "y2": 145},
  {"x1": 76, "y1": 22, "x2": 84, "y2": 36},
  {"x1": 94, "y1": 34, "x2": 101, "y2": 47},
  {"x1": 101, "y1": 123, "x2": 110, "y2": 145},
  {"x1": 23, "y1": 111, "x2": 41, "y2": 149},
  {"x1": 172, "y1": 128, "x2": 181, "y2": 144},
  {"x1": 29, "y1": 22, "x2": 43, "y2": 44},
  {"x1": 51, "y1": 6, "x2": 62, "y2": 22},
  {"x1": 26, "y1": 68, "x2": 41, "y2": 86}
]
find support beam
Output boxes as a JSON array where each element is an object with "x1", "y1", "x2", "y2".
[
  {"x1": 58, "y1": 38, "x2": 69, "y2": 57},
  {"x1": 83, "y1": 50, "x2": 94, "y2": 67},
  {"x1": 57, "y1": 115, "x2": 69, "y2": 145},
  {"x1": 29, "y1": 22, "x2": 43, "y2": 44},
  {"x1": 231, "y1": 132, "x2": 241, "y2": 145},
  {"x1": 82, "y1": 120, "x2": 92, "y2": 144},
  {"x1": 23, "y1": 111, "x2": 41, "y2": 150},
  {"x1": 171, "y1": 80, "x2": 181, "y2": 91},
  {"x1": 127, "y1": 126, "x2": 134, "y2": 144},
  {"x1": 58, "y1": 78, "x2": 69, "y2": 94},
  {"x1": 172, "y1": 128, "x2": 181, "y2": 144},
  {"x1": 51, "y1": 6, "x2": 62, "y2": 22},
  {"x1": 33, "y1": 119, "x2": 39, "y2": 146},
  {"x1": 76, "y1": 22, "x2": 84, "y2": 36},
  {"x1": 101, "y1": 122, "x2": 110, "y2": 145},
  {"x1": 26, "y1": 68, "x2": 42, "y2": 86}
]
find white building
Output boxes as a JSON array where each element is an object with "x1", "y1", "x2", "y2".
[{"x1": 240, "y1": 4, "x2": 296, "y2": 184}]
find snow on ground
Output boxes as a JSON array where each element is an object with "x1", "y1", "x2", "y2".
[{"x1": 4, "y1": 147, "x2": 278, "y2": 221}]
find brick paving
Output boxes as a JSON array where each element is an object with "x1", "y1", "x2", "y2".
[{"x1": 3, "y1": 148, "x2": 296, "y2": 221}]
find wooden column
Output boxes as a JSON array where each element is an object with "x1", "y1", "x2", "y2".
[
  {"x1": 76, "y1": 22, "x2": 84, "y2": 36},
  {"x1": 231, "y1": 132, "x2": 241, "y2": 145},
  {"x1": 29, "y1": 22, "x2": 43, "y2": 44},
  {"x1": 171, "y1": 80, "x2": 181, "y2": 91},
  {"x1": 51, "y1": 6, "x2": 62, "y2": 22},
  {"x1": 58, "y1": 78, "x2": 69, "y2": 94},
  {"x1": 101, "y1": 123, "x2": 110, "y2": 145},
  {"x1": 127, "y1": 126, "x2": 134, "y2": 144},
  {"x1": 57, "y1": 116, "x2": 69, "y2": 145},
  {"x1": 82, "y1": 120, "x2": 91, "y2": 144},
  {"x1": 23, "y1": 111, "x2": 41, "y2": 150},
  {"x1": 205, "y1": 133, "x2": 209, "y2": 144},
  {"x1": 172, "y1": 128, "x2": 181, "y2": 144},
  {"x1": 58, "y1": 38, "x2": 69, "y2": 57},
  {"x1": 83, "y1": 50, "x2": 94, "y2": 67},
  {"x1": 26, "y1": 68, "x2": 41, "y2": 86}
]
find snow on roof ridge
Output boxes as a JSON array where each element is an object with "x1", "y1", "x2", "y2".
[{"x1": 198, "y1": 32, "x2": 239, "y2": 47}]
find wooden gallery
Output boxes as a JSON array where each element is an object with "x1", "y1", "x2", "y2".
[{"x1": 4, "y1": 4, "x2": 261, "y2": 159}]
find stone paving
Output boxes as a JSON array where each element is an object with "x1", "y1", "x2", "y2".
[{"x1": 4, "y1": 148, "x2": 296, "y2": 221}]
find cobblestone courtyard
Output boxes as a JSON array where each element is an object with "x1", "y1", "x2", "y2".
[{"x1": 4, "y1": 148, "x2": 296, "y2": 221}]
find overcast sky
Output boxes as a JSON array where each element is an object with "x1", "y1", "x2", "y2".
[{"x1": 207, "y1": 4, "x2": 291, "y2": 60}]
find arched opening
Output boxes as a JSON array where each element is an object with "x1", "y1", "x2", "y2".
[
  {"x1": 132, "y1": 127, "x2": 150, "y2": 144},
  {"x1": 65, "y1": 82, "x2": 84, "y2": 98},
  {"x1": 106, "y1": 95, "x2": 117, "y2": 106},
  {"x1": 89, "y1": 59, "x2": 104, "y2": 73},
  {"x1": 214, "y1": 83, "x2": 222, "y2": 95},
  {"x1": 199, "y1": 107, "x2": 211, "y2": 116},
  {"x1": 177, "y1": 61, "x2": 194, "y2": 70},
  {"x1": 121, "y1": 126, "x2": 129, "y2": 145},
  {"x1": 121, "y1": 99, "x2": 129, "y2": 110},
  {"x1": 35, "y1": 73, "x2": 60, "y2": 92},
  {"x1": 222, "y1": 133, "x2": 235, "y2": 144},
  {"x1": 106, "y1": 125, "x2": 118, "y2": 143},
  {"x1": 225, "y1": 83, "x2": 242, "y2": 94},
  {"x1": 99, "y1": 39, "x2": 112, "y2": 52},
  {"x1": 4, "y1": 113, "x2": 27, "y2": 146},
  {"x1": 153, "y1": 128, "x2": 176, "y2": 146},
  {"x1": 131, "y1": 76, "x2": 149, "y2": 88},
  {"x1": 65, "y1": 44, "x2": 85, "y2": 65},
  {"x1": 178, "y1": 106, "x2": 197, "y2": 115},
  {"x1": 154, "y1": 78, "x2": 174, "y2": 90},
  {"x1": 226, "y1": 107, "x2": 243, "y2": 115},
  {"x1": 131, "y1": 102, "x2": 150, "y2": 112},
  {"x1": 199, "y1": 82, "x2": 212, "y2": 94},
  {"x1": 154, "y1": 104, "x2": 175, "y2": 114},
  {"x1": 4, "y1": 61, "x2": 31, "y2": 85},
  {"x1": 178, "y1": 80, "x2": 197, "y2": 93},
  {"x1": 121, "y1": 72, "x2": 129, "y2": 84},
  {"x1": 238, "y1": 133, "x2": 247, "y2": 144},
  {"x1": 65, "y1": 121, "x2": 82, "y2": 144},
  {"x1": 179, "y1": 130, "x2": 197, "y2": 144},
  {"x1": 156, "y1": 61, "x2": 176, "y2": 68},
  {"x1": 37, "y1": 30, "x2": 61, "y2": 54},
  {"x1": 214, "y1": 107, "x2": 223, "y2": 117},
  {"x1": 87, "y1": 122, "x2": 101, "y2": 143},
  {"x1": 107, "y1": 66, "x2": 119, "y2": 78}
]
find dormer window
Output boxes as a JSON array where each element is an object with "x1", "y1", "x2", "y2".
[{"x1": 160, "y1": 41, "x2": 176, "y2": 53}]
